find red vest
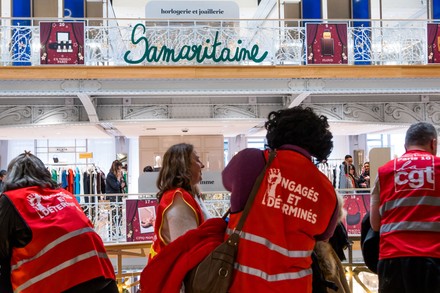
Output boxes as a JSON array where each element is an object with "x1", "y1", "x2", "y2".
[
  {"x1": 378, "y1": 150, "x2": 440, "y2": 260},
  {"x1": 5, "y1": 186, "x2": 115, "y2": 293},
  {"x1": 227, "y1": 150, "x2": 338, "y2": 293},
  {"x1": 149, "y1": 188, "x2": 205, "y2": 260}
]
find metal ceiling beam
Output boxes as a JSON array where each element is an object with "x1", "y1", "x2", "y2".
[
  {"x1": 1, "y1": 101, "x2": 440, "y2": 128},
  {"x1": 0, "y1": 78, "x2": 440, "y2": 97},
  {"x1": 288, "y1": 93, "x2": 311, "y2": 108},
  {"x1": 77, "y1": 93, "x2": 99, "y2": 123}
]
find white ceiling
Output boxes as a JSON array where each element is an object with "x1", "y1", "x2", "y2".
[{"x1": 0, "y1": 118, "x2": 410, "y2": 140}]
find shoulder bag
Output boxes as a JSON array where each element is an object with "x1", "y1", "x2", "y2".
[{"x1": 184, "y1": 150, "x2": 276, "y2": 293}]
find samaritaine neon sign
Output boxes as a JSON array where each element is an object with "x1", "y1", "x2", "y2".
[{"x1": 124, "y1": 23, "x2": 268, "y2": 64}]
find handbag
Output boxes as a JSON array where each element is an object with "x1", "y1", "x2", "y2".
[
  {"x1": 184, "y1": 151, "x2": 276, "y2": 293},
  {"x1": 360, "y1": 212, "x2": 379, "y2": 274}
]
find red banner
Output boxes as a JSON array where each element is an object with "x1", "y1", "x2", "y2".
[
  {"x1": 306, "y1": 23, "x2": 348, "y2": 65},
  {"x1": 126, "y1": 199, "x2": 158, "y2": 242},
  {"x1": 341, "y1": 192, "x2": 370, "y2": 236},
  {"x1": 427, "y1": 23, "x2": 440, "y2": 63},
  {"x1": 40, "y1": 22, "x2": 84, "y2": 65}
]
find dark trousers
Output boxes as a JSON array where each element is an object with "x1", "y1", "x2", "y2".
[{"x1": 378, "y1": 257, "x2": 440, "y2": 293}]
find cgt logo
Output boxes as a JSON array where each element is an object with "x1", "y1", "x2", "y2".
[{"x1": 394, "y1": 160, "x2": 435, "y2": 191}]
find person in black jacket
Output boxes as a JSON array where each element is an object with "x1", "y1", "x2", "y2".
[
  {"x1": 105, "y1": 160, "x2": 126, "y2": 202},
  {"x1": 357, "y1": 162, "x2": 370, "y2": 188},
  {"x1": 0, "y1": 170, "x2": 6, "y2": 193}
]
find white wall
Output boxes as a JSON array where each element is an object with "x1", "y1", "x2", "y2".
[
  {"x1": 128, "y1": 137, "x2": 139, "y2": 194},
  {"x1": 329, "y1": 135, "x2": 350, "y2": 162},
  {"x1": 87, "y1": 138, "x2": 115, "y2": 174},
  {"x1": 7, "y1": 140, "x2": 35, "y2": 164}
]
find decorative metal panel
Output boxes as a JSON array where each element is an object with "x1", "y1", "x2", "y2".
[{"x1": 0, "y1": 18, "x2": 430, "y2": 66}]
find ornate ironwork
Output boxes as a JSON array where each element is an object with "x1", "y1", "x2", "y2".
[
  {"x1": 0, "y1": 105, "x2": 80, "y2": 125},
  {"x1": 307, "y1": 102, "x2": 440, "y2": 126},
  {"x1": 0, "y1": 106, "x2": 32, "y2": 124},
  {"x1": 213, "y1": 104, "x2": 258, "y2": 118},
  {"x1": 123, "y1": 105, "x2": 170, "y2": 120},
  {"x1": 0, "y1": 19, "x2": 430, "y2": 66},
  {"x1": 33, "y1": 106, "x2": 80, "y2": 124}
]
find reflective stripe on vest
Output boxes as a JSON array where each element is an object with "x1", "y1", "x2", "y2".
[
  {"x1": 235, "y1": 263, "x2": 313, "y2": 282},
  {"x1": 379, "y1": 196, "x2": 440, "y2": 216},
  {"x1": 226, "y1": 228, "x2": 313, "y2": 281},
  {"x1": 14, "y1": 250, "x2": 110, "y2": 293},
  {"x1": 11, "y1": 227, "x2": 95, "y2": 271},
  {"x1": 226, "y1": 228, "x2": 312, "y2": 258},
  {"x1": 380, "y1": 221, "x2": 440, "y2": 234}
]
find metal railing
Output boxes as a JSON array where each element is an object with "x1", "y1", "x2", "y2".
[
  {"x1": 0, "y1": 17, "x2": 433, "y2": 66},
  {"x1": 78, "y1": 192, "x2": 230, "y2": 243}
]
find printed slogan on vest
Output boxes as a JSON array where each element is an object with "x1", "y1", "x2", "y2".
[
  {"x1": 27, "y1": 192, "x2": 79, "y2": 218},
  {"x1": 261, "y1": 168, "x2": 319, "y2": 224}
]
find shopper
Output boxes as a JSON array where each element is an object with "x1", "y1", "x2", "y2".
[
  {"x1": 357, "y1": 162, "x2": 370, "y2": 188},
  {"x1": 148, "y1": 143, "x2": 206, "y2": 259},
  {"x1": 105, "y1": 159, "x2": 126, "y2": 202},
  {"x1": 370, "y1": 122, "x2": 440, "y2": 293},
  {"x1": 0, "y1": 151, "x2": 117, "y2": 293},
  {"x1": 0, "y1": 169, "x2": 6, "y2": 192},
  {"x1": 338, "y1": 155, "x2": 353, "y2": 189},
  {"x1": 347, "y1": 164, "x2": 359, "y2": 189},
  {"x1": 222, "y1": 106, "x2": 340, "y2": 292},
  {"x1": 143, "y1": 165, "x2": 154, "y2": 172}
]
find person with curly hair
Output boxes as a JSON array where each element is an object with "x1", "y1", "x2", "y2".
[
  {"x1": 222, "y1": 106, "x2": 340, "y2": 292},
  {"x1": 0, "y1": 152, "x2": 117, "y2": 293}
]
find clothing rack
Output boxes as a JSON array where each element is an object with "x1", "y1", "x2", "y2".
[
  {"x1": 45, "y1": 163, "x2": 106, "y2": 198},
  {"x1": 314, "y1": 159, "x2": 345, "y2": 188},
  {"x1": 45, "y1": 162, "x2": 96, "y2": 167}
]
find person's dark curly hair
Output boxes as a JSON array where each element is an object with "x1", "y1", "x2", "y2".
[{"x1": 264, "y1": 106, "x2": 333, "y2": 162}]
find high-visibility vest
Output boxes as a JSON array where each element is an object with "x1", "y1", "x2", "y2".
[
  {"x1": 227, "y1": 149, "x2": 338, "y2": 293},
  {"x1": 378, "y1": 150, "x2": 440, "y2": 260},
  {"x1": 149, "y1": 188, "x2": 204, "y2": 260},
  {"x1": 5, "y1": 186, "x2": 115, "y2": 293}
]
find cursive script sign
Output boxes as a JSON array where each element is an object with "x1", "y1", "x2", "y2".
[{"x1": 124, "y1": 23, "x2": 268, "y2": 64}]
